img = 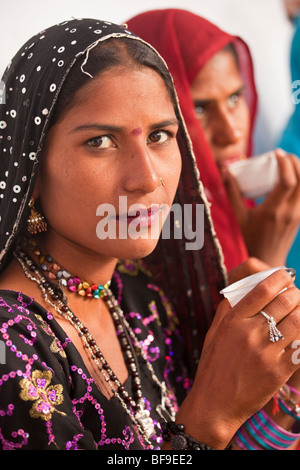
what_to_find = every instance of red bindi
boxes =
[130,127,142,137]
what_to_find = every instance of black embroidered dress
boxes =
[0,262,186,450]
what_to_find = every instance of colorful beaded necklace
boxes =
[26,238,111,299]
[14,242,176,448]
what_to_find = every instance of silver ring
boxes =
[260,310,284,342]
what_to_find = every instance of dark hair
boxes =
[223,41,240,70]
[50,37,178,126]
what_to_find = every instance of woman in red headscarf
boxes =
[127,9,300,273]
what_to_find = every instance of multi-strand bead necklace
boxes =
[14,240,176,448]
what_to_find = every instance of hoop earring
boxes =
[27,197,47,234]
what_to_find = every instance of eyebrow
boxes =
[68,119,180,135]
[149,119,180,130]
[193,85,245,107]
[69,124,124,134]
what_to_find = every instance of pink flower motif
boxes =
[19,369,65,421]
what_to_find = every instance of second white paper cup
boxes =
[228,151,279,200]
[220,266,285,307]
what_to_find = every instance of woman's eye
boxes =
[87,135,115,149]
[148,130,170,144]
[194,104,206,118]
[227,93,240,108]
[195,103,209,120]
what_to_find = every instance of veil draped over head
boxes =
[0,18,226,377]
[127,9,258,272]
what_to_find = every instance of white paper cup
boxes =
[228,151,279,200]
[220,266,285,307]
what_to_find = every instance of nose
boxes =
[211,107,243,147]
[122,141,161,194]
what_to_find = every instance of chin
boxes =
[104,237,160,261]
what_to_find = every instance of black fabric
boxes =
[0,263,186,450]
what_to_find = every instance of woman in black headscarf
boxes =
[0,18,299,451]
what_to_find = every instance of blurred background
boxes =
[0,0,297,154]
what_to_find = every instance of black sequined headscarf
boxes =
[0,18,227,377]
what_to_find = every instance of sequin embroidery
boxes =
[0,263,185,450]
[19,369,65,421]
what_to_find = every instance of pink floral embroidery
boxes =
[19,369,65,421]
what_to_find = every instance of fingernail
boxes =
[285,267,296,278]
[276,148,287,158]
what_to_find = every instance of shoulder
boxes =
[0,289,36,314]
[0,289,45,331]
[0,289,68,366]
[0,289,55,331]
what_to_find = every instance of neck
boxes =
[34,230,117,286]
[16,233,118,323]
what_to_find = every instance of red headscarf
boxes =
[127,9,258,271]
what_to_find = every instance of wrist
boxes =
[161,421,218,450]
[174,419,234,450]
[175,398,238,450]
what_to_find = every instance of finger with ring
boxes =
[260,309,284,343]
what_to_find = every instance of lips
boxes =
[117,204,161,228]
[218,154,247,170]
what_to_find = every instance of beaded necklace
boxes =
[26,238,111,299]
[14,244,176,448]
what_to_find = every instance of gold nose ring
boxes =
[159,177,165,187]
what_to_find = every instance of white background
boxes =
[0,0,296,153]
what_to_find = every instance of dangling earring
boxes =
[27,197,47,234]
